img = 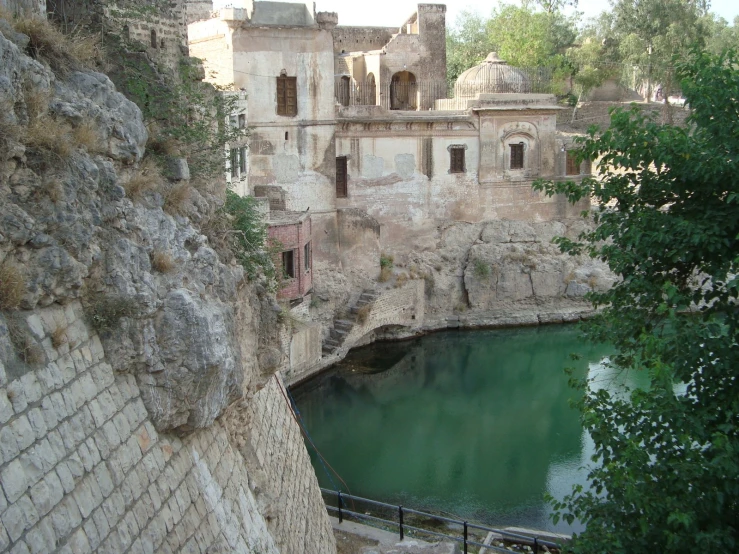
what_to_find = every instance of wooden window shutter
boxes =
[450,147,465,173]
[566,151,579,175]
[510,143,524,170]
[277,76,297,116]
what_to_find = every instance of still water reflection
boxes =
[292,325,646,534]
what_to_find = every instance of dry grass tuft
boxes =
[43,178,65,203]
[124,158,161,200]
[0,261,25,311]
[25,115,74,158]
[51,326,67,349]
[356,304,372,324]
[23,85,50,120]
[72,121,100,152]
[378,266,392,283]
[12,16,97,73]
[147,135,181,157]
[7,317,44,365]
[163,183,192,215]
[394,272,409,288]
[150,250,176,273]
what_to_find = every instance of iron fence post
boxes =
[534,537,539,554]
[337,491,342,524]
[399,506,404,540]
[463,521,468,554]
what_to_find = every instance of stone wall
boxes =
[0,303,334,553]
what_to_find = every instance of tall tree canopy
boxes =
[446,4,577,85]
[534,49,739,553]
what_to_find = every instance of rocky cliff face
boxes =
[0,22,334,553]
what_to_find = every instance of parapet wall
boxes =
[0,302,334,553]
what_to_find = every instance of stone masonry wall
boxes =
[0,302,335,553]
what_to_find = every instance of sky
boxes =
[312,0,739,28]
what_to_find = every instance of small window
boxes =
[239,147,247,174]
[566,151,579,175]
[276,75,297,116]
[150,30,157,48]
[450,146,465,173]
[230,149,238,178]
[160,38,165,49]
[122,25,130,40]
[304,242,311,271]
[336,156,348,198]
[229,115,238,129]
[510,143,524,170]
[238,114,246,129]
[282,251,295,279]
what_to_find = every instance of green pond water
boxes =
[292,325,647,534]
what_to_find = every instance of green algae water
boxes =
[292,325,647,534]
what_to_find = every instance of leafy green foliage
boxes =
[104,33,246,182]
[486,5,577,69]
[446,4,576,85]
[380,254,394,269]
[534,49,739,553]
[222,191,276,284]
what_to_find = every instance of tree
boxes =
[446,11,495,86]
[611,0,705,100]
[486,4,577,68]
[533,49,739,553]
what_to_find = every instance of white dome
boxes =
[454,52,530,96]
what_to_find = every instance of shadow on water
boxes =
[292,325,642,534]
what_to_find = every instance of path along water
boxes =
[292,325,648,534]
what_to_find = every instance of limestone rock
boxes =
[0,28,282,434]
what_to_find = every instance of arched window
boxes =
[364,73,377,105]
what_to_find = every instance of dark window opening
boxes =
[336,156,348,198]
[150,30,157,48]
[239,147,247,174]
[566,151,579,175]
[285,131,289,140]
[122,25,129,40]
[282,250,295,279]
[238,114,246,128]
[276,76,297,116]
[510,143,524,170]
[160,38,165,49]
[450,146,465,173]
[304,242,311,271]
[338,76,350,106]
[230,149,238,178]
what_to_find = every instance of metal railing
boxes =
[322,488,563,554]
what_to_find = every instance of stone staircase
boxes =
[322,289,379,356]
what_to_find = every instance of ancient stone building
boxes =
[187,1,598,383]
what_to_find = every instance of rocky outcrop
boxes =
[0,23,334,554]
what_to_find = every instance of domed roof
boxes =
[454,52,530,95]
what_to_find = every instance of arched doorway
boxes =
[362,73,377,105]
[338,76,351,106]
[390,71,417,110]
